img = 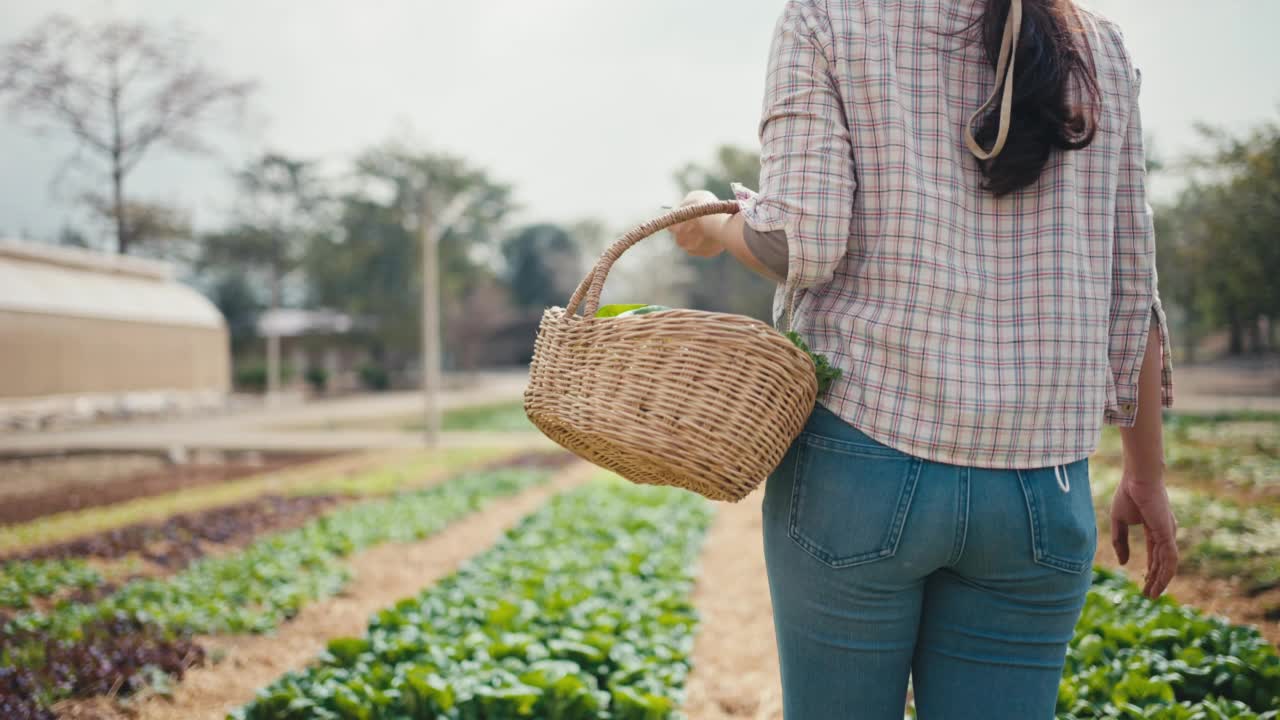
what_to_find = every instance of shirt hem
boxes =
[819,399,1098,470]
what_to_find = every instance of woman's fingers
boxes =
[1111,517,1130,566]
[680,189,718,207]
[1138,506,1179,598]
[670,214,723,257]
[1110,487,1139,566]
[1143,531,1177,599]
[671,223,705,255]
[671,223,690,248]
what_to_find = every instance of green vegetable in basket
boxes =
[594,304,842,394]
[786,331,842,394]
[594,304,650,318]
[595,304,671,318]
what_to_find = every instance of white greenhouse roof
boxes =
[257,308,364,338]
[0,239,225,329]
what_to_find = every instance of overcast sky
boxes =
[0,0,1276,243]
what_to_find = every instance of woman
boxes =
[670,0,1177,717]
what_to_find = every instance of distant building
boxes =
[0,239,230,400]
[255,308,375,393]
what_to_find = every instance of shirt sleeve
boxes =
[742,226,790,277]
[1105,65,1174,426]
[730,0,856,293]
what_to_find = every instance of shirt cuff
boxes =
[1104,302,1174,426]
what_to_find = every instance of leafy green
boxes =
[237,480,713,720]
[1056,568,1280,718]
[0,558,101,610]
[619,305,672,316]
[595,304,650,318]
[595,304,674,318]
[786,331,842,394]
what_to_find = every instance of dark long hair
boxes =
[972,0,1101,195]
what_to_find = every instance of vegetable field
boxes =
[237,483,711,719]
[0,412,1277,719]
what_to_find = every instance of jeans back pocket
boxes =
[788,432,922,568]
[1016,460,1097,574]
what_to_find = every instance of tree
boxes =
[209,273,263,357]
[502,223,581,310]
[568,218,609,261]
[206,153,328,304]
[202,153,329,394]
[100,199,194,262]
[1204,120,1280,352]
[1155,117,1280,357]
[56,225,89,248]
[674,145,775,321]
[304,142,516,372]
[0,14,253,253]
[349,142,513,298]
[445,278,518,370]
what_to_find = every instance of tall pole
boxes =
[266,271,282,406]
[266,332,281,405]
[420,187,442,446]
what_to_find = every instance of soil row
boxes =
[0,452,335,527]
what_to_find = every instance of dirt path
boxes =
[683,493,783,720]
[1173,362,1280,413]
[55,462,593,720]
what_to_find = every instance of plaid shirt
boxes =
[733,0,1173,469]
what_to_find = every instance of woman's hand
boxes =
[670,190,731,257]
[1110,466,1179,599]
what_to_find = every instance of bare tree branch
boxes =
[0,14,256,253]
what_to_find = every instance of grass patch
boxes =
[278,401,535,433]
[404,400,533,433]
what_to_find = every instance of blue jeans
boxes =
[763,405,1096,719]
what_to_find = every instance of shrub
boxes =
[304,367,328,393]
[358,364,390,391]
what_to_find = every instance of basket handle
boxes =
[565,200,741,318]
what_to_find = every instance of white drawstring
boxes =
[1054,465,1071,493]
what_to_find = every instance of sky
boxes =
[0,0,1277,244]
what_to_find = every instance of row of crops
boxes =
[1090,465,1280,596]
[237,482,713,719]
[1162,413,1279,494]
[0,465,557,719]
[1093,413,1280,601]
[1160,415,1280,595]
[0,558,102,610]
[1059,570,1280,719]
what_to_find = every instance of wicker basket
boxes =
[524,200,818,502]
